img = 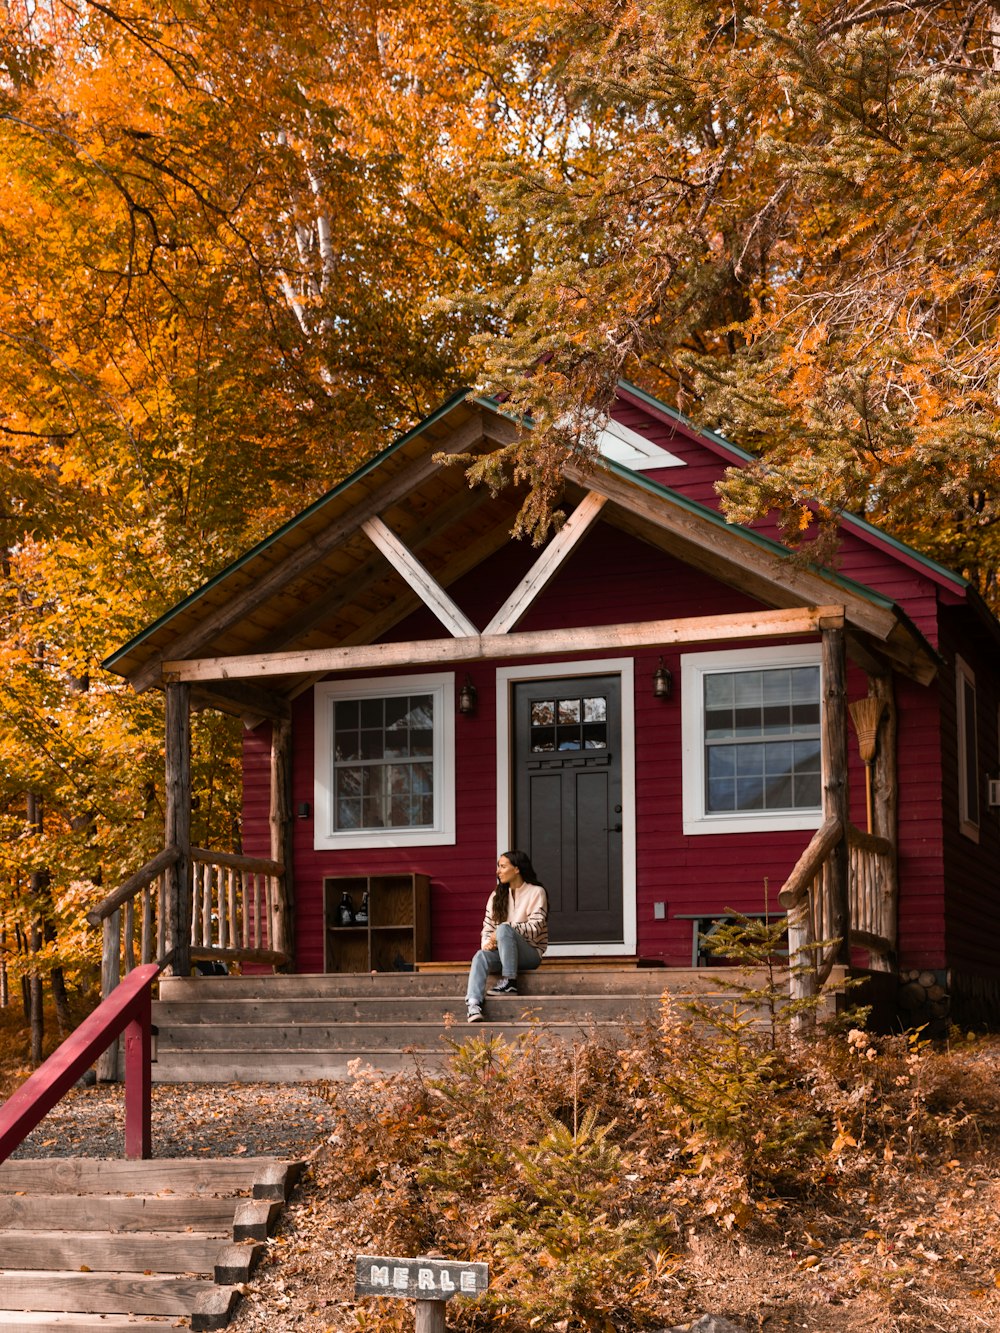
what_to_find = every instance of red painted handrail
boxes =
[0,962,160,1165]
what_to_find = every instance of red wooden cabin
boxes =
[105,384,1000,1024]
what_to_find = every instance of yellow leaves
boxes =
[830,1120,858,1157]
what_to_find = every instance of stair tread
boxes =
[0,1157,298,1195]
[1,1230,238,1274]
[0,1194,242,1231]
[0,1316,185,1329]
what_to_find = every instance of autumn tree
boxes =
[463,1,1000,598]
[0,0,552,1044]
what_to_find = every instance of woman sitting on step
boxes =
[466,850,548,1023]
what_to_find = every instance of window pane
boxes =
[792,666,820,701]
[734,672,763,707]
[583,696,607,722]
[705,707,734,740]
[335,700,359,730]
[736,776,765,809]
[409,696,433,730]
[702,664,822,815]
[360,698,383,728]
[704,675,734,708]
[707,776,736,811]
[531,700,555,726]
[558,698,581,724]
[361,729,384,760]
[332,689,437,831]
[384,696,409,729]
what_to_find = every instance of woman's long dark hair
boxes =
[493,849,544,923]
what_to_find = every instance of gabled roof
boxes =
[104,385,943,717]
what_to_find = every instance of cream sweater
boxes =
[480,882,549,956]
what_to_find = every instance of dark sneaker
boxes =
[490,978,518,995]
[467,1005,484,1022]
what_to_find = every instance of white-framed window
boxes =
[956,655,979,842]
[313,672,455,850]
[682,644,824,836]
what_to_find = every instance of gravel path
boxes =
[8,1082,337,1160]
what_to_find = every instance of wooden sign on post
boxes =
[355,1255,489,1332]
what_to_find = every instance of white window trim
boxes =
[495,658,636,957]
[313,672,456,850]
[682,643,824,836]
[956,654,980,843]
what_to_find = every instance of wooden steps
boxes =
[0,1157,301,1332]
[149,966,806,1083]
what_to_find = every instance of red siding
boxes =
[242,521,957,972]
[937,610,1000,978]
[238,392,996,980]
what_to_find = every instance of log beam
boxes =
[484,492,607,635]
[163,605,846,685]
[361,516,478,638]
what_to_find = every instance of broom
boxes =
[848,695,885,833]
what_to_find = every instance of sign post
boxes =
[355,1255,489,1332]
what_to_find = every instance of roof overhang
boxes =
[103,391,941,721]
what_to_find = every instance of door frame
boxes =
[495,657,636,957]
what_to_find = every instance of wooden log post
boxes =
[95,911,121,1082]
[822,628,850,965]
[870,671,898,967]
[164,682,192,978]
[787,899,817,1040]
[269,717,294,968]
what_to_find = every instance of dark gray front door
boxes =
[513,674,623,944]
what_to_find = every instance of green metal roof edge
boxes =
[102,386,476,671]
[617,378,968,592]
[616,378,754,460]
[600,455,899,613]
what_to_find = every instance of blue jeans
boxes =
[465,923,542,1007]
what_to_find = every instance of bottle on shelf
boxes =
[355,890,369,925]
[337,890,355,927]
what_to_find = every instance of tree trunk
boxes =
[96,911,122,1081]
[29,917,44,1065]
[50,963,72,1034]
[27,792,46,1064]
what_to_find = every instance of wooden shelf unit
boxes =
[323,873,430,973]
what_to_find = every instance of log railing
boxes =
[779,816,896,1020]
[87,847,289,979]
[189,847,287,969]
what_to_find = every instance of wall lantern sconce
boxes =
[297,801,311,820]
[653,656,672,700]
[458,674,478,716]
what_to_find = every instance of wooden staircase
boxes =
[149,965,777,1082]
[0,1156,302,1331]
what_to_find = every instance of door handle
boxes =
[605,823,623,833]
